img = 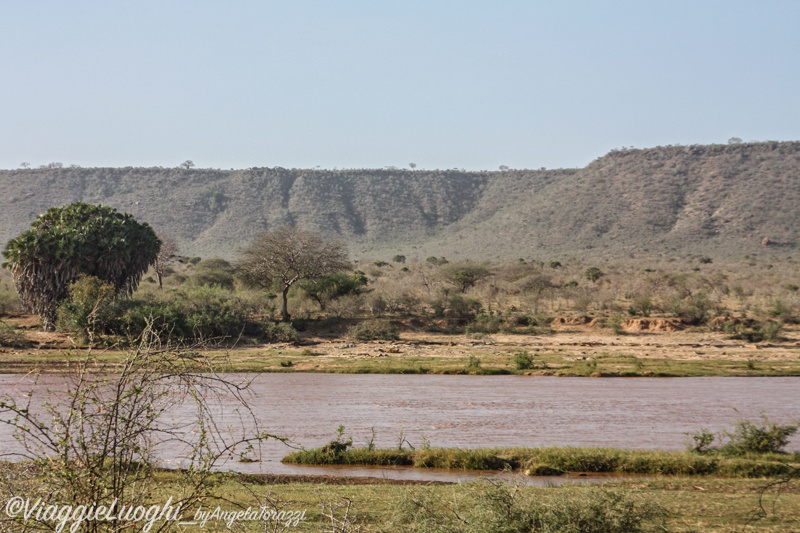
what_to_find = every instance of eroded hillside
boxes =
[1,141,798,260]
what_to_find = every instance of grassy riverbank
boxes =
[283,445,800,478]
[2,461,799,532]
[2,338,800,377]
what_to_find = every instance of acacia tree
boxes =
[153,233,180,289]
[2,202,160,330]
[239,226,350,321]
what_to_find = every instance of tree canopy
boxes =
[238,226,350,321]
[2,202,160,329]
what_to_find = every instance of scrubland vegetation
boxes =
[2,255,799,531]
[2,251,799,378]
[1,141,799,530]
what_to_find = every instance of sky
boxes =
[2,1,799,171]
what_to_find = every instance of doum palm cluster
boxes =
[2,202,160,330]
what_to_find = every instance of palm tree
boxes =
[2,202,161,330]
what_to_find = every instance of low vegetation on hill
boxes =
[1,141,799,260]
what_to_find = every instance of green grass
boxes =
[283,445,800,478]
[2,461,799,532]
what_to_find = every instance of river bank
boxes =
[2,322,800,376]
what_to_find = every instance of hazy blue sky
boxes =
[2,1,799,171]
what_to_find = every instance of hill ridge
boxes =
[2,141,799,260]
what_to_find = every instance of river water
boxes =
[1,374,798,484]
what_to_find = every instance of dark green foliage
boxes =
[722,320,783,342]
[286,444,800,478]
[55,275,116,340]
[585,266,604,283]
[686,415,798,455]
[443,293,483,318]
[300,271,368,310]
[392,254,406,263]
[453,270,476,292]
[260,321,299,343]
[465,313,501,334]
[630,295,654,317]
[513,351,534,370]
[670,292,711,325]
[684,428,716,453]
[442,262,493,293]
[186,258,236,289]
[2,203,160,330]
[349,320,400,341]
[767,298,799,323]
[88,286,251,341]
[723,416,798,455]
[549,260,562,269]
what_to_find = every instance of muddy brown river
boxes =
[1,374,798,484]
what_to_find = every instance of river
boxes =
[1,374,798,484]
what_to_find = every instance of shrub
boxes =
[261,321,299,343]
[767,299,798,323]
[185,258,236,289]
[585,266,604,283]
[685,415,798,455]
[723,416,798,455]
[605,314,625,335]
[465,313,501,334]
[516,274,552,295]
[631,295,654,317]
[0,320,28,348]
[513,351,534,370]
[99,286,251,341]
[0,288,19,315]
[55,275,116,340]
[445,294,483,318]
[390,482,665,533]
[670,292,711,325]
[725,320,783,343]
[326,294,364,318]
[684,428,716,453]
[350,320,400,341]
